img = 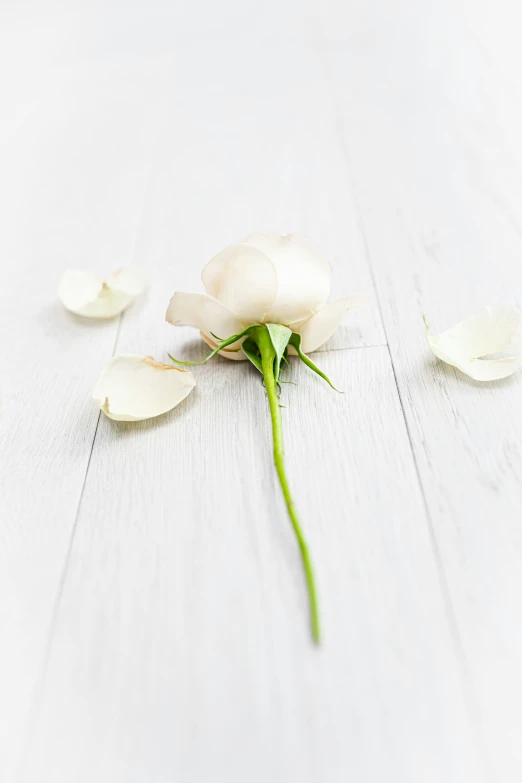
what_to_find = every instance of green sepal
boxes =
[168,325,257,366]
[242,337,263,374]
[288,332,342,392]
[266,323,292,383]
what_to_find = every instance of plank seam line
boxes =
[351,176,489,773]
[19,140,154,766]
[353,197,492,780]
[17,314,124,775]
[316,341,387,354]
[314,42,491,778]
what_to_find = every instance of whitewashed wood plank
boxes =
[110,39,385,351]
[22,346,484,783]
[5,4,501,780]
[0,54,169,779]
[1,23,385,779]
[21,31,481,781]
[324,7,522,779]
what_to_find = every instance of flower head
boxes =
[166,233,362,357]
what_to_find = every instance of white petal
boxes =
[166,292,244,345]
[425,306,522,381]
[93,354,195,421]
[200,332,249,360]
[296,296,364,353]
[108,265,146,297]
[58,270,103,314]
[201,243,277,325]
[59,266,145,318]
[243,233,331,325]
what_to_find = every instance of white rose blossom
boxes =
[166,233,364,643]
[166,233,363,359]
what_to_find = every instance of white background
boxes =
[1,1,522,781]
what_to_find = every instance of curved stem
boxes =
[256,328,320,644]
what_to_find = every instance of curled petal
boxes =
[425,305,522,381]
[58,270,103,314]
[59,266,145,318]
[243,233,331,325]
[201,243,277,325]
[166,292,244,347]
[108,266,146,297]
[200,332,248,360]
[93,354,195,421]
[296,296,364,353]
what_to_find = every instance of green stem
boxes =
[256,328,321,644]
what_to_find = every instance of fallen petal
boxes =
[425,305,522,381]
[108,266,146,297]
[58,270,103,315]
[93,354,195,421]
[59,266,145,318]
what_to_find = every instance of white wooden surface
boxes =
[1,2,521,781]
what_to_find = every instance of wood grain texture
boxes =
[0,34,169,780]
[21,349,483,783]
[1,17,385,779]
[323,2,522,778]
[2,1,522,781]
